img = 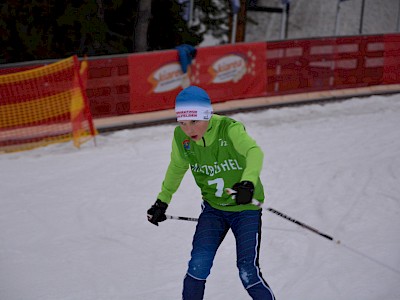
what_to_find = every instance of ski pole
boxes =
[265,207,340,243]
[166,208,340,243]
[166,215,198,222]
[225,188,340,244]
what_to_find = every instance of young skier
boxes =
[147,86,276,300]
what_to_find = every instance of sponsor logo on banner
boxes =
[208,54,247,83]
[147,62,185,93]
[208,51,257,84]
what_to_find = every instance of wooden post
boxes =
[359,0,366,34]
[334,0,342,36]
[234,0,247,43]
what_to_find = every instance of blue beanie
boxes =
[175,86,213,121]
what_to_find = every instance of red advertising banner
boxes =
[129,42,267,113]
[1,34,399,120]
[86,57,130,117]
[383,34,400,84]
[129,49,182,113]
[196,42,267,103]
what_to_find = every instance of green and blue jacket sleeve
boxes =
[156,136,189,204]
[227,122,264,185]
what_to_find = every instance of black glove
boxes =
[147,199,168,226]
[232,181,254,205]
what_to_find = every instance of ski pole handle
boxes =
[225,188,263,207]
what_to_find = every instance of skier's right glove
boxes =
[147,199,168,226]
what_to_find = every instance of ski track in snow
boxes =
[1,94,400,300]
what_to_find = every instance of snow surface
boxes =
[1,94,400,300]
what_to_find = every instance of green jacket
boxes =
[157,114,264,212]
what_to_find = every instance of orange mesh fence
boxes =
[0,56,97,153]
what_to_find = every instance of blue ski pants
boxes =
[182,201,275,300]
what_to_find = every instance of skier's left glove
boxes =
[232,181,254,205]
[147,199,168,226]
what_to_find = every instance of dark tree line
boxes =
[1,0,231,64]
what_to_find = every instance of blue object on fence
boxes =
[175,44,197,74]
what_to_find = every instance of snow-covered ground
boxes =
[1,94,400,300]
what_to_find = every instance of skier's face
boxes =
[179,120,209,141]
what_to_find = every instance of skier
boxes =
[147,86,276,300]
